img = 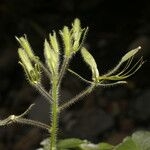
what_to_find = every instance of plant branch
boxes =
[50,78,59,150]
[0,115,50,131]
[97,81,127,87]
[68,69,93,84]
[0,104,51,132]
[18,103,35,118]
[16,118,50,131]
[35,83,53,104]
[57,57,69,86]
[59,83,96,112]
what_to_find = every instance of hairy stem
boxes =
[59,83,96,112]
[35,83,53,104]
[57,57,69,86]
[50,77,59,150]
[0,115,50,131]
[15,118,50,131]
[68,69,93,84]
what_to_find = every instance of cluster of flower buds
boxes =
[60,18,88,58]
[17,19,88,82]
[16,19,143,86]
[17,36,41,85]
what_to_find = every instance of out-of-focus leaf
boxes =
[98,142,114,150]
[80,143,100,150]
[37,138,50,150]
[115,137,138,150]
[132,131,150,150]
[58,138,85,149]
[115,131,150,150]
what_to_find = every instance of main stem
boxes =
[50,77,59,150]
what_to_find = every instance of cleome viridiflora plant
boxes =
[0,19,144,150]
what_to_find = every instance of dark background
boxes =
[0,0,150,149]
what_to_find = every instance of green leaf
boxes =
[115,131,150,150]
[80,143,100,150]
[81,47,99,81]
[58,138,85,149]
[39,138,50,150]
[132,131,150,150]
[115,137,138,150]
[98,143,114,150]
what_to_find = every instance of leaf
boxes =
[37,138,50,150]
[80,143,100,150]
[132,131,150,150]
[81,47,99,81]
[98,143,114,150]
[115,131,150,150]
[115,137,138,150]
[57,138,85,149]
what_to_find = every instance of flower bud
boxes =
[49,31,59,53]
[18,48,33,72]
[60,26,71,57]
[16,36,35,59]
[81,47,99,81]
[44,39,58,75]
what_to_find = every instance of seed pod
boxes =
[121,46,141,63]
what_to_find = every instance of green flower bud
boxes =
[18,48,41,84]
[60,26,71,58]
[81,47,99,81]
[49,31,59,53]
[16,35,35,59]
[71,18,88,53]
[72,18,82,52]
[44,39,58,75]
[18,48,33,72]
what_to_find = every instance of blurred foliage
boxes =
[37,131,150,150]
